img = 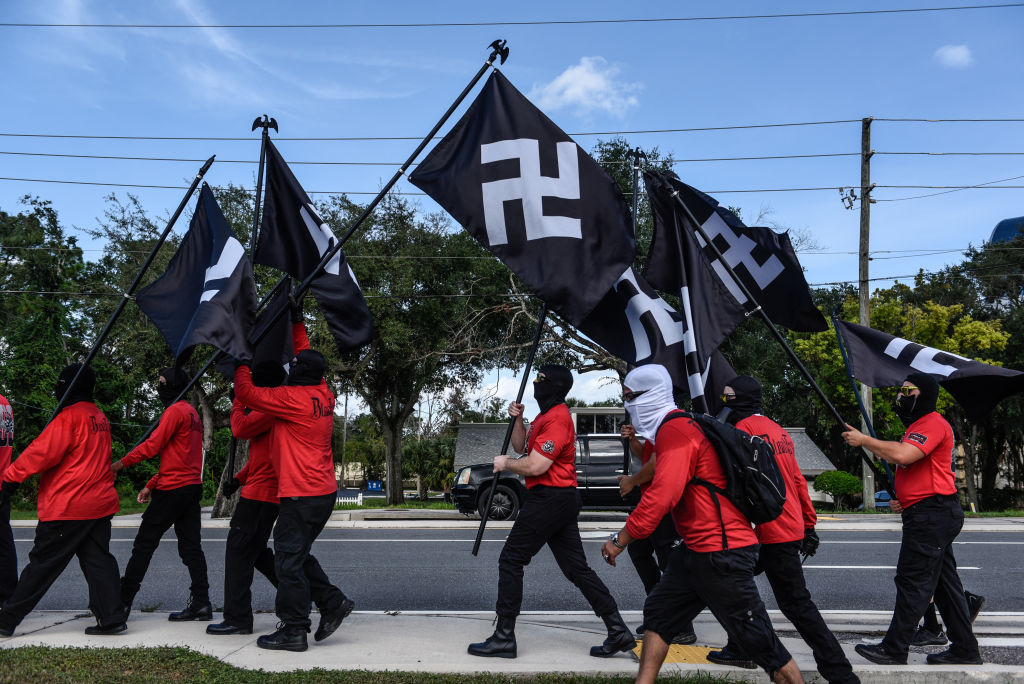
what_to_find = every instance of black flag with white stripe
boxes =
[256,139,373,353]
[642,171,747,406]
[835,318,1024,422]
[408,70,635,327]
[136,183,256,363]
[650,176,827,333]
[215,277,293,379]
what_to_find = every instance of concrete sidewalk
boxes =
[11,510,1024,532]
[1,609,1022,682]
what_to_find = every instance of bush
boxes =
[813,470,863,511]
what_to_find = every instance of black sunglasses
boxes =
[623,389,648,402]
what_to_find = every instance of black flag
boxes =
[835,318,1024,422]
[643,171,747,406]
[577,266,689,394]
[409,70,635,326]
[256,139,373,353]
[215,278,293,379]
[652,175,827,333]
[136,184,256,363]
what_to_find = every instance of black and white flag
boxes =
[215,277,293,379]
[256,139,373,353]
[654,174,827,333]
[643,171,747,406]
[409,70,635,327]
[136,184,256,363]
[835,318,1024,422]
[577,266,689,394]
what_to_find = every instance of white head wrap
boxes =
[623,364,677,441]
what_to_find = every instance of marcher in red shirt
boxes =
[0,364,127,636]
[843,372,981,666]
[0,390,15,604]
[113,367,210,622]
[616,424,695,645]
[707,376,857,684]
[234,342,352,653]
[468,364,634,660]
[600,365,802,684]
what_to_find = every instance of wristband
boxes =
[610,533,625,550]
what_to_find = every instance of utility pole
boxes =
[859,117,876,509]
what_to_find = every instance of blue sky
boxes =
[2,1,1023,417]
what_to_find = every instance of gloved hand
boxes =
[289,295,304,324]
[222,477,241,497]
[0,480,20,507]
[800,527,820,558]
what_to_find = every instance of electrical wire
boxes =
[875,173,1024,202]
[2,4,1021,28]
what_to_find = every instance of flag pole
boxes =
[831,313,896,484]
[224,116,278,485]
[622,147,645,474]
[472,301,547,556]
[51,156,216,422]
[669,190,895,495]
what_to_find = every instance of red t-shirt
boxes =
[122,400,204,491]
[896,411,957,508]
[231,399,280,504]
[625,411,757,552]
[5,402,119,521]
[524,404,576,489]
[737,415,816,544]
[0,393,12,482]
[234,366,337,498]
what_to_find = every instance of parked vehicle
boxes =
[452,434,642,520]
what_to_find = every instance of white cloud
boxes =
[934,45,973,68]
[528,57,641,117]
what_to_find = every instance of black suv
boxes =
[452,434,642,520]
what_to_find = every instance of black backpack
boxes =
[658,411,787,549]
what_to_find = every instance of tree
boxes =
[813,470,862,511]
[315,193,529,505]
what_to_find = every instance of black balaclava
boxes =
[534,364,573,415]
[895,372,939,426]
[251,361,287,388]
[723,375,762,425]
[55,363,95,406]
[288,350,326,386]
[158,366,189,406]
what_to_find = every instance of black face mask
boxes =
[722,375,762,425]
[158,367,188,407]
[533,364,573,415]
[288,350,326,387]
[895,372,940,427]
[54,363,95,407]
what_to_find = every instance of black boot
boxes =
[590,610,637,657]
[468,615,517,658]
[168,594,213,622]
[257,622,308,652]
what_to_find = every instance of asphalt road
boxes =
[11,526,1024,614]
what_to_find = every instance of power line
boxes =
[875,173,1024,202]
[0,120,862,141]
[878,151,1024,156]
[0,289,531,300]
[2,4,1020,28]
[0,150,864,165]
[874,117,1024,123]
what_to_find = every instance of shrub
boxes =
[813,470,863,511]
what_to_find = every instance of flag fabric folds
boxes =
[642,170,748,404]
[835,318,1024,422]
[136,184,256,363]
[409,70,635,327]
[256,139,373,353]
[651,175,828,333]
[214,278,293,379]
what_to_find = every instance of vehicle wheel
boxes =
[478,485,520,521]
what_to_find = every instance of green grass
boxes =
[0,646,738,683]
[10,496,217,519]
[334,499,456,511]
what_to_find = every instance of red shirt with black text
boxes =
[737,414,815,544]
[4,401,119,521]
[625,411,757,552]
[896,411,957,507]
[123,400,203,491]
[524,404,576,489]
[234,366,337,498]
[231,398,280,504]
